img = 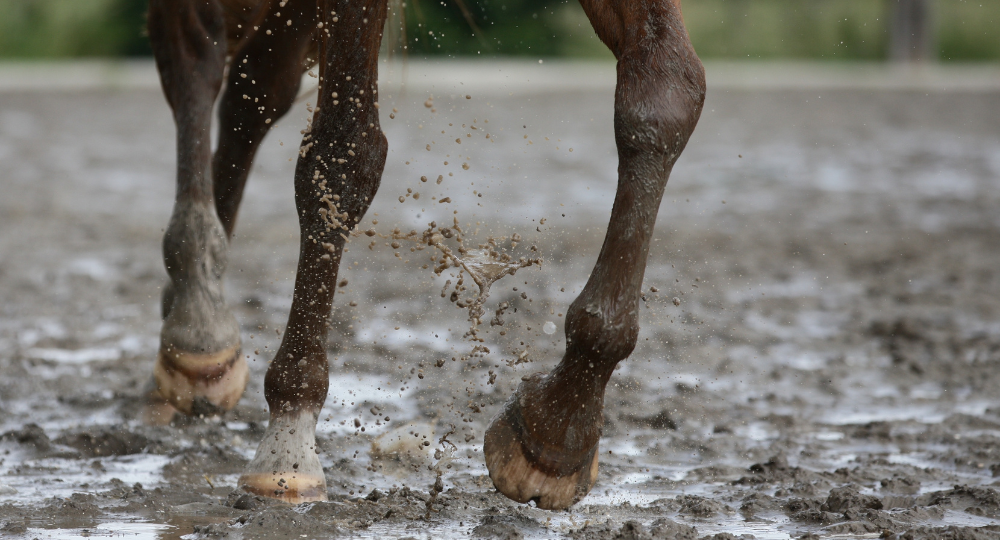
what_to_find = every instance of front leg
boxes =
[238,0,389,503]
[484,0,706,510]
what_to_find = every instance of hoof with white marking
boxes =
[239,412,327,504]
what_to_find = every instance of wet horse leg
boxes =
[484,0,706,510]
[146,0,247,422]
[238,0,389,503]
[147,0,317,423]
[161,0,317,308]
[213,0,319,238]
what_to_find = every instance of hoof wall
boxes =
[239,412,327,504]
[484,396,599,510]
[151,345,248,416]
[238,472,327,504]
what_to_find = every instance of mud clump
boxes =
[822,484,883,514]
[850,421,894,440]
[163,446,248,481]
[304,486,432,528]
[472,514,539,539]
[824,521,882,535]
[44,492,102,518]
[225,490,273,511]
[677,495,732,517]
[0,505,30,535]
[0,518,27,535]
[198,505,334,539]
[784,498,840,525]
[884,525,1000,540]
[917,486,1000,518]
[55,426,150,457]
[651,519,698,539]
[569,519,698,540]
[737,454,801,485]
[102,480,171,516]
[881,476,922,495]
[1,423,51,452]
[739,492,778,518]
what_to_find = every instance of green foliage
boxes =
[398,0,998,61]
[0,0,149,58]
[682,0,888,60]
[389,0,610,58]
[937,1,1000,61]
[0,0,996,61]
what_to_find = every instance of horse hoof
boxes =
[239,472,327,504]
[239,412,327,504]
[151,345,248,416]
[484,387,600,510]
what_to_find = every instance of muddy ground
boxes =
[1,61,999,539]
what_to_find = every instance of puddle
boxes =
[0,454,173,504]
[26,521,174,540]
[25,347,122,363]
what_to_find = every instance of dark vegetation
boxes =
[0,0,998,61]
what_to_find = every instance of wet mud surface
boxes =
[1,63,1000,538]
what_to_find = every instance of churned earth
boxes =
[0,61,999,539]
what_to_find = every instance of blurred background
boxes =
[0,0,996,62]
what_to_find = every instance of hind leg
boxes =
[238,0,389,503]
[483,0,707,510]
[213,0,319,237]
[146,0,247,423]
[147,0,320,424]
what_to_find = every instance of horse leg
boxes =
[146,0,247,423]
[213,0,319,237]
[156,3,317,318]
[483,0,706,510]
[238,0,388,503]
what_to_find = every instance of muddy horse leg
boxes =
[238,0,388,503]
[213,0,319,237]
[158,0,316,317]
[484,0,706,510]
[146,0,247,422]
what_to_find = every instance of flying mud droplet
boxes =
[542,321,556,335]
[672,297,681,306]
[457,249,538,326]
